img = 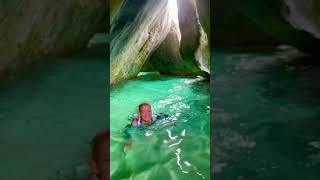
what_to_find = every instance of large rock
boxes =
[213,0,320,54]
[176,0,210,74]
[110,0,210,84]
[142,23,185,75]
[110,0,124,20]
[110,0,176,85]
[0,0,107,76]
[197,0,210,37]
[283,0,320,39]
[147,0,209,75]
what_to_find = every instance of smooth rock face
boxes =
[176,0,206,74]
[110,0,210,84]
[196,0,210,38]
[110,0,124,20]
[283,0,320,39]
[110,0,174,85]
[176,0,209,74]
[147,0,209,75]
[143,24,185,75]
[0,0,106,76]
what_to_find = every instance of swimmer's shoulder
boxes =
[132,120,138,126]
[131,118,140,126]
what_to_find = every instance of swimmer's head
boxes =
[138,102,152,123]
[90,130,109,180]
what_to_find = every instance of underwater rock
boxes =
[0,0,107,77]
[137,71,161,80]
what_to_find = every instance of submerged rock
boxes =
[137,71,161,80]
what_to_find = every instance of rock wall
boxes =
[283,0,320,39]
[0,0,107,76]
[110,0,210,84]
[110,0,177,85]
[213,0,320,54]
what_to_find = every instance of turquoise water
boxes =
[213,48,320,179]
[0,58,107,180]
[110,75,210,180]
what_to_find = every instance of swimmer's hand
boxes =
[131,120,138,126]
[124,141,133,153]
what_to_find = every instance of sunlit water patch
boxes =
[110,76,210,180]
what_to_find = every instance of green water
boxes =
[213,48,320,180]
[110,76,210,180]
[0,58,107,180]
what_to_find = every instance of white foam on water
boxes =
[166,129,178,140]
[175,148,183,170]
[184,161,191,167]
[145,131,153,136]
[196,172,205,179]
[181,129,186,136]
[169,139,183,147]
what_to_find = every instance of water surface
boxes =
[213,47,320,180]
[0,58,107,180]
[110,75,210,180]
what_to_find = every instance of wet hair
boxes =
[138,102,151,112]
[91,130,109,164]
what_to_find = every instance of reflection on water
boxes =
[110,76,210,180]
[213,47,320,180]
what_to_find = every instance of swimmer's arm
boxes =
[131,120,138,126]
[124,140,134,153]
[155,113,169,120]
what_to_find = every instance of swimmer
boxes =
[124,102,168,152]
[130,102,168,126]
[131,102,153,126]
[89,130,109,180]
[124,102,153,152]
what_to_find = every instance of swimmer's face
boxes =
[139,105,152,123]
